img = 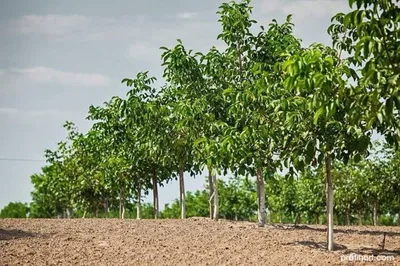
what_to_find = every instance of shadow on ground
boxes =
[268,224,400,237]
[0,229,46,241]
[284,241,400,257]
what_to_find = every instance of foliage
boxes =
[0,202,29,218]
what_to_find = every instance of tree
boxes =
[159,42,206,219]
[278,42,371,250]
[122,72,174,219]
[209,1,301,226]
[0,202,29,218]
[329,0,400,147]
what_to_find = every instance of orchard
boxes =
[1,0,399,264]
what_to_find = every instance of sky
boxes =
[0,0,351,210]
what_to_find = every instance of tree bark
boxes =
[137,178,141,220]
[256,167,266,227]
[397,210,400,226]
[358,210,363,225]
[179,166,186,219]
[212,170,219,220]
[373,202,378,226]
[152,169,159,219]
[316,215,320,225]
[66,207,73,219]
[119,187,125,219]
[346,209,351,226]
[325,154,334,251]
[104,198,109,218]
[208,169,214,219]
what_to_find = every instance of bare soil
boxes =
[1,218,399,265]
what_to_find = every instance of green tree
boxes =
[0,202,29,218]
[329,0,400,146]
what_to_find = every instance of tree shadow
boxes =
[286,240,400,257]
[0,229,46,241]
[269,224,400,237]
[285,241,347,250]
[343,247,400,257]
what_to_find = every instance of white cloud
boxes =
[176,12,198,20]
[261,0,349,19]
[0,67,109,87]
[7,15,93,36]
[3,14,144,41]
[0,108,18,115]
[0,107,67,118]
[128,42,160,60]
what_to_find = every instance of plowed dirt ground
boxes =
[1,218,399,265]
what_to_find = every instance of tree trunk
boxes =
[316,215,320,225]
[357,209,364,225]
[212,170,219,220]
[208,169,214,219]
[346,209,351,226]
[104,198,109,218]
[66,208,73,219]
[373,202,378,226]
[358,210,363,225]
[179,166,186,219]
[137,178,141,220]
[325,154,334,251]
[119,187,125,219]
[398,210,400,226]
[256,167,266,227]
[82,210,87,219]
[95,205,99,218]
[152,169,159,219]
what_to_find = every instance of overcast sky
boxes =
[0,0,351,210]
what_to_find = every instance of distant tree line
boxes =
[3,142,399,226]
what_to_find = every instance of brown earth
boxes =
[1,218,399,266]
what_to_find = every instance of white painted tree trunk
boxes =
[256,167,266,226]
[212,170,219,220]
[208,170,214,219]
[373,202,378,226]
[137,179,141,220]
[66,208,73,219]
[398,210,400,225]
[119,187,125,219]
[179,167,186,219]
[104,198,109,218]
[325,154,334,251]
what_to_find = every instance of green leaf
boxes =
[194,137,206,147]
[314,108,324,125]
[325,56,334,66]
[377,113,383,124]
[385,97,393,117]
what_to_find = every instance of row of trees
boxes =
[24,0,399,251]
[4,142,399,225]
